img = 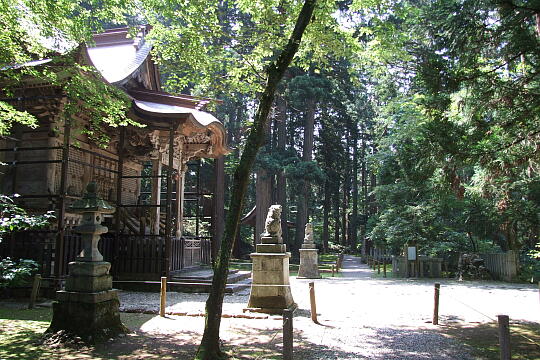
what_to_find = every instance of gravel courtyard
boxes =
[116,255,538,359]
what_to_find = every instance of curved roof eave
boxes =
[85,36,153,85]
[133,99,231,156]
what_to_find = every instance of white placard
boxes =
[407,246,417,261]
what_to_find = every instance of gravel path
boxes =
[117,255,538,359]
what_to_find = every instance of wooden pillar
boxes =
[151,153,162,235]
[10,128,22,194]
[46,130,58,195]
[114,127,125,275]
[164,124,175,278]
[174,164,187,238]
[54,121,71,278]
[212,156,225,260]
[195,160,201,237]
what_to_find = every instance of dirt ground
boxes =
[1,255,539,359]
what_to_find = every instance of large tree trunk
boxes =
[255,167,272,244]
[195,2,317,358]
[255,115,273,244]
[322,179,330,253]
[295,96,316,251]
[351,130,359,250]
[361,132,368,255]
[333,181,340,245]
[276,95,289,246]
[342,140,350,246]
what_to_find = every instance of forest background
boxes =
[1,0,540,282]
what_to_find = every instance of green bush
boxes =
[0,258,38,288]
[520,251,540,283]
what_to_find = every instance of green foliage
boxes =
[0,194,54,242]
[352,0,540,263]
[0,0,135,139]
[0,102,38,136]
[143,0,354,96]
[287,75,332,109]
[0,258,38,288]
[285,160,325,184]
[520,250,540,283]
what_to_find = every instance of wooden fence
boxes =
[0,230,212,280]
[479,251,519,281]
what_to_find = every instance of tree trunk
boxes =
[341,182,348,246]
[342,141,350,246]
[276,95,289,246]
[195,2,317,358]
[322,179,330,253]
[295,96,316,251]
[361,132,368,255]
[255,167,272,244]
[351,130,358,250]
[333,182,340,246]
[536,13,540,37]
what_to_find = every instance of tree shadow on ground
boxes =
[90,330,200,360]
[4,303,538,360]
[440,320,540,360]
[221,317,477,360]
[293,324,476,360]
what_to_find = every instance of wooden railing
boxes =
[0,230,212,280]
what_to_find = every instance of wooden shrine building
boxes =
[0,26,229,280]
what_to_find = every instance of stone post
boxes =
[47,182,127,342]
[297,223,321,279]
[247,205,296,314]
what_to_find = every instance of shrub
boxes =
[0,194,54,243]
[0,258,39,288]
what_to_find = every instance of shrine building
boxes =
[0,26,229,281]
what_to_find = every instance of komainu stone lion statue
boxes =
[261,205,282,240]
[304,223,314,243]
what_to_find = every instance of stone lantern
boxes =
[47,182,126,342]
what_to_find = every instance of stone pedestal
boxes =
[246,205,296,314]
[297,223,321,279]
[247,252,295,313]
[47,183,126,343]
[298,248,321,278]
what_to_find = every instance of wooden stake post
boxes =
[309,282,318,324]
[160,277,167,317]
[283,309,293,360]
[433,283,440,325]
[497,315,511,360]
[28,274,41,309]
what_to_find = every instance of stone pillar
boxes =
[297,223,321,279]
[47,182,127,343]
[247,205,296,314]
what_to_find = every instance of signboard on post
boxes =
[407,246,417,261]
